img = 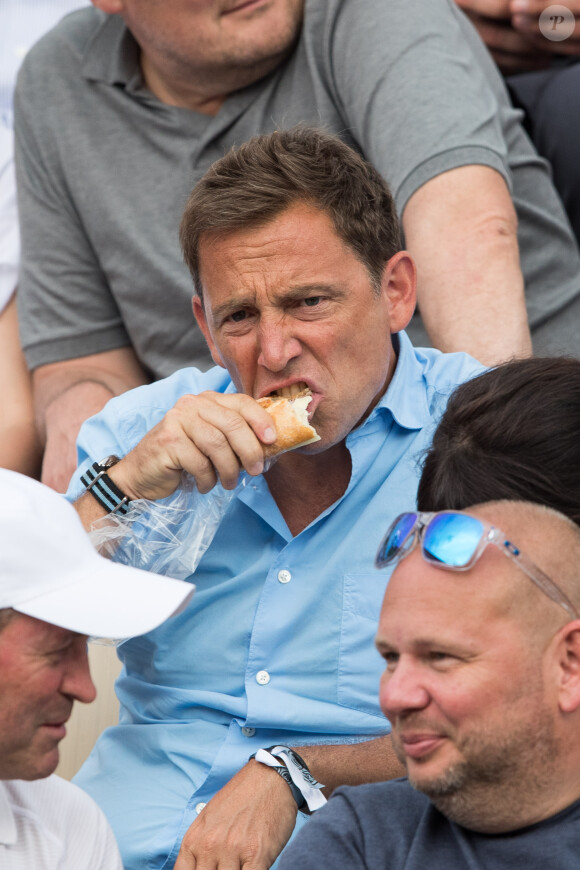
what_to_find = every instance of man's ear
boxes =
[192,296,226,369]
[380,251,417,334]
[91,0,124,13]
[553,623,580,713]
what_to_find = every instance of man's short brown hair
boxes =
[180,125,401,297]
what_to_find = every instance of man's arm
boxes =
[174,735,403,870]
[72,388,278,529]
[0,295,42,477]
[35,347,149,493]
[403,164,531,365]
[509,0,580,54]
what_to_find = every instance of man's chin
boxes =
[18,746,61,781]
[407,759,468,801]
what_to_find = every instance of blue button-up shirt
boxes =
[69,333,482,869]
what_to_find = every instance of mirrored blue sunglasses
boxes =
[375,510,578,619]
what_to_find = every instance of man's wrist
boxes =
[80,456,132,516]
[249,756,305,809]
[249,745,327,812]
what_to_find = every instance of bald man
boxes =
[278,501,580,868]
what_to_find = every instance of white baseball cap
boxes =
[0,469,195,639]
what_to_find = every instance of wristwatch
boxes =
[80,455,131,516]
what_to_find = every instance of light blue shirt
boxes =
[69,333,482,870]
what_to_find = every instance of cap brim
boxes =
[15,560,194,640]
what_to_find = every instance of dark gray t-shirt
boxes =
[14,0,580,376]
[278,779,580,869]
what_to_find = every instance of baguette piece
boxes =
[258,390,321,458]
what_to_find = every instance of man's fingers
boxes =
[455,0,511,18]
[173,847,197,870]
[509,1,580,51]
[510,0,580,15]
[172,436,221,494]
[467,11,541,51]
[512,13,580,48]
[116,391,278,500]
[457,9,552,69]
[176,393,275,484]
[207,392,278,449]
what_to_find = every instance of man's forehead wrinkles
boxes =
[225,234,297,259]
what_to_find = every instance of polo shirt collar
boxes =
[371,331,431,431]
[0,782,17,846]
[82,12,141,90]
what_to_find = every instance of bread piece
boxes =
[258,391,321,458]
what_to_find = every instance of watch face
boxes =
[99,455,120,468]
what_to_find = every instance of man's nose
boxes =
[62,642,97,705]
[256,316,302,372]
[379,659,430,721]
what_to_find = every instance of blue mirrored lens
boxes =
[377,513,418,566]
[422,513,484,567]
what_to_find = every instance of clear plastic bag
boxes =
[89,471,248,580]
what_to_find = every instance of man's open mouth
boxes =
[270,381,309,398]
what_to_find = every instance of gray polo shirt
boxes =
[14,0,580,376]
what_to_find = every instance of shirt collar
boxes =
[370,331,431,431]
[82,12,142,90]
[0,782,17,846]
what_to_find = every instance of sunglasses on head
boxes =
[375,510,578,619]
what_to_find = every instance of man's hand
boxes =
[174,761,298,870]
[103,391,276,501]
[455,0,580,73]
[172,736,403,870]
[510,0,580,56]
[455,0,551,72]
[34,347,149,492]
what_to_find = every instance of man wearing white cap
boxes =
[0,468,194,868]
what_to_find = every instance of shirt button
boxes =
[256,670,271,685]
[241,726,256,737]
[195,802,207,814]
[277,569,292,584]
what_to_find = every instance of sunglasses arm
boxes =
[491,531,579,620]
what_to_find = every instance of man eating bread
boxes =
[67,126,483,870]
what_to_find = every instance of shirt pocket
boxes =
[337,573,388,719]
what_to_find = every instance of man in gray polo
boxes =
[14,0,580,491]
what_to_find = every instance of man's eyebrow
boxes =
[375,636,474,655]
[211,283,345,323]
[211,296,255,323]
[375,637,396,655]
[281,282,345,299]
